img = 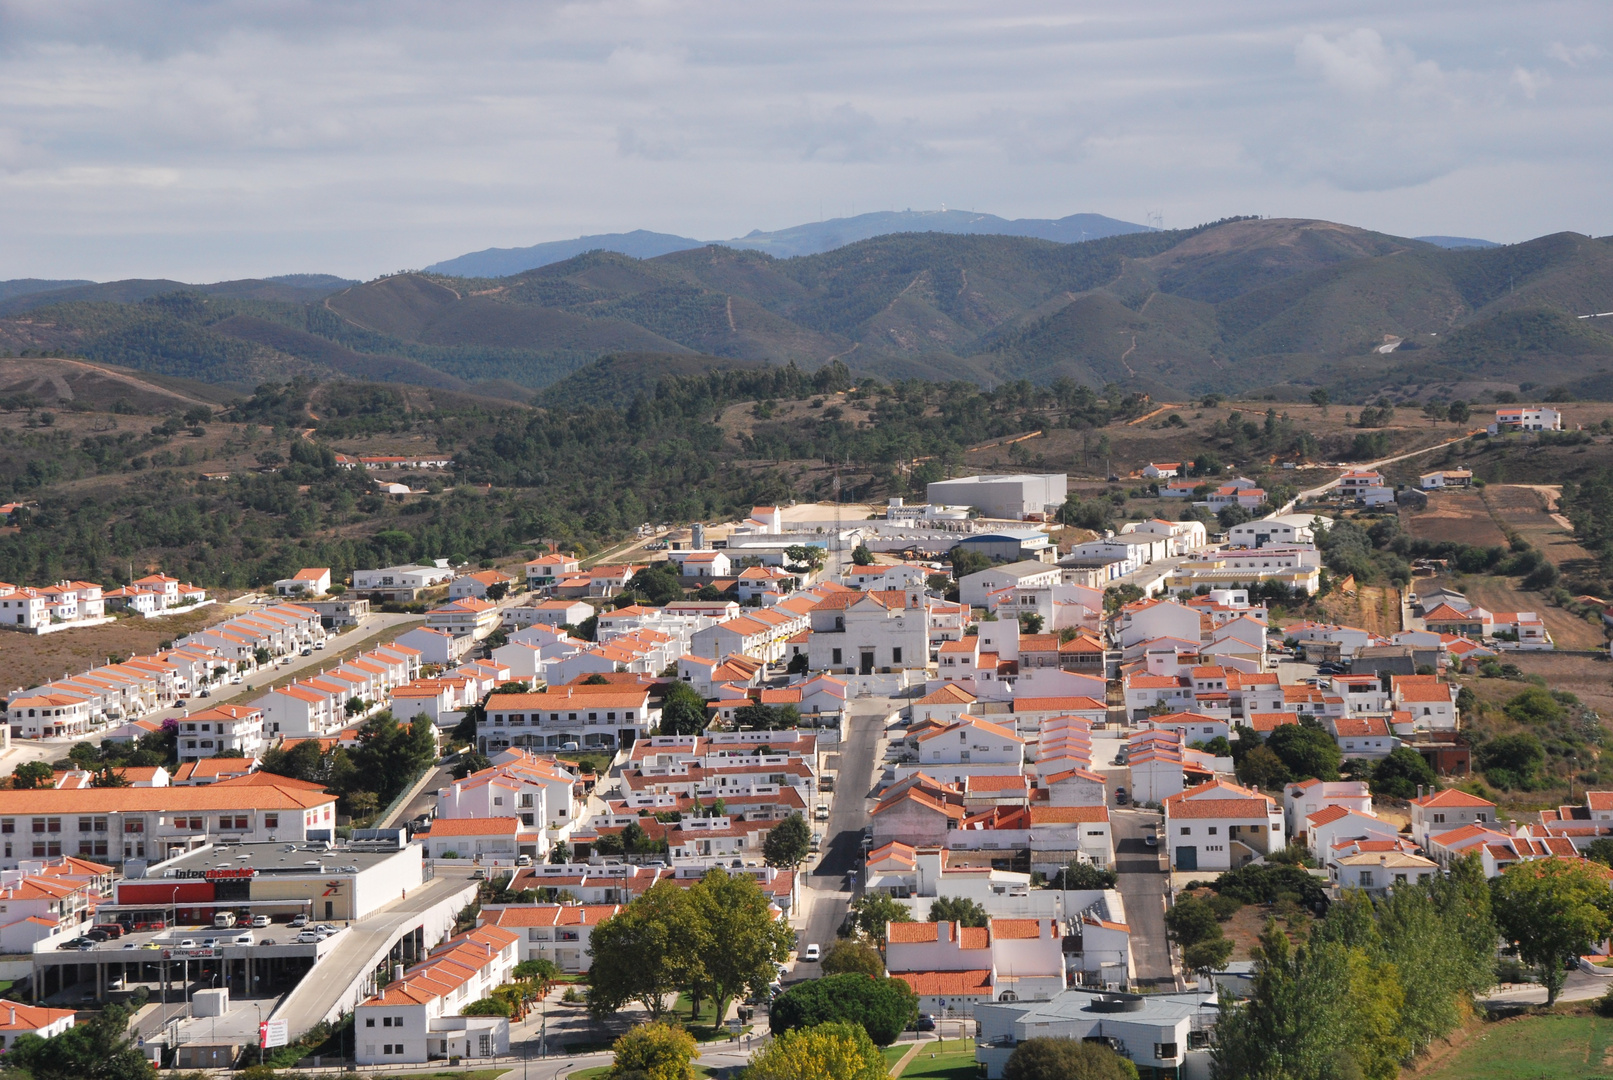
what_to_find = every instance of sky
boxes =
[0,0,1608,282]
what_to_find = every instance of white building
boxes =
[805,589,930,674]
[959,562,1062,609]
[273,568,331,596]
[1490,406,1563,433]
[354,924,518,1064]
[1163,780,1285,873]
[926,474,1068,521]
[175,705,265,760]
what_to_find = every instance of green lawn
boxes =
[898,1039,977,1080]
[1420,1013,1613,1080]
[882,1044,910,1067]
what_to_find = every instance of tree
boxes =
[1265,723,1342,782]
[686,868,797,1027]
[1183,936,1234,976]
[762,812,812,868]
[1370,746,1437,799]
[1478,733,1545,788]
[851,543,874,565]
[950,546,992,579]
[1163,895,1220,950]
[7,1000,155,1080]
[1503,686,1564,725]
[1587,838,1613,866]
[1003,1037,1138,1080]
[820,939,885,977]
[462,996,512,1017]
[733,703,799,730]
[848,894,914,947]
[1492,858,1613,1004]
[1448,400,1471,425]
[1212,919,1350,1080]
[588,884,706,1020]
[1236,743,1289,789]
[606,1021,696,1080]
[928,895,989,928]
[1048,861,1117,890]
[514,957,561,995]
[1019,613,1044,635]
[1309,388,1330,413]
[450,752,493,780]
[768,974,919,1046]
[659,681,710,737]
[745,1020,886,1080]
[12,760,54,789]
[549,841,572,864]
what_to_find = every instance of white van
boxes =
[213,912,238,929]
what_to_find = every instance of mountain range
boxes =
[423,209,1156,277]
[0,217,1603,402]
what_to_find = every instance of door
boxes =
[860,651,875,675]
[324,901,334,919]
[1175,846,1198,871]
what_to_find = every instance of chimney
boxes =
[935,919,950,942]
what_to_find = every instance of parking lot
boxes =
[33,915,333,1007]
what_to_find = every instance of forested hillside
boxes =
[4,219,1612,402]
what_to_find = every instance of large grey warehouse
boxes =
[925,473,1068,521]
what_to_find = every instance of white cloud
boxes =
[0,0,1606,280]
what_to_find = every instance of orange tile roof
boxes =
[890,970,993,996]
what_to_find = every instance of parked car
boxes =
[141,942,161,950]
[177,939,197,948]
[234,933,253,946]
[1144,834,1158,848]
[251,915,271,928]
[260,938,277,946]
[297,931,320,944]
[92,923,124,939]
[803,943,820,962]
[814,804,829,821]
[201,937,220,948]
[289,915,308,928]
[915,1014,936,1032]
[84,929,110,942]
[57,938,89,951]
[1114,787,1129,805]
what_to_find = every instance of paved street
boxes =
[1102,766,1175,989]
[792,696,898,975]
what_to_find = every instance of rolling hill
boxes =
[423,208,1153,276]
[5,218,1611,401]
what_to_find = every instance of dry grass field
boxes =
[0,601,250,693]
[1402,489,1509,547]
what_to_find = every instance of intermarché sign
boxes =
[169,867,258,880]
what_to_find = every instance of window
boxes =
[124,820,144,834]
[383,1018,392,1027]
[30,819,44,835]
[0,820,10,835]
[892,647,903,664]
[1359,871,1374,887]
[264,814,278,829]
[1180,827,1190,835]
[365,1019,375,1028]
[1432,813,1445,824]
[45,818,60,834]
[832,649,843,665]
[1207,827,1218,835]
[1155,1044,1179,1060]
